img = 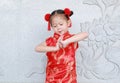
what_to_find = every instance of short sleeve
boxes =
[74,42,79,50]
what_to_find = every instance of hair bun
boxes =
[64,8,73,16]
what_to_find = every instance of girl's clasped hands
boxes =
[56,35,68,50]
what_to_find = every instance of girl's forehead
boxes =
[51,14,67,20]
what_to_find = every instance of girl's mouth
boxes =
[58,31,64,35]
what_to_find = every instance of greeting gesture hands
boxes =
[57,35,68,49]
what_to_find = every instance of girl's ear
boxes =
[67,19,72,27]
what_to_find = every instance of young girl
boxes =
[35,8,88,83]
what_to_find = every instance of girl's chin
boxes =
[58,31,64,35]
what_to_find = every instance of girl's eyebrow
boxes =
[52,23,57,25]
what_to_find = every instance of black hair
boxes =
[50,9,73,21]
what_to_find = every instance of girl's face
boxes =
[51,14,71,35]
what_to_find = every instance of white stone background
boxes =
[0,0,120,83]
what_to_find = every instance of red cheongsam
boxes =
[45,31,78,83]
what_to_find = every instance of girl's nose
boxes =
[57,27,61,31]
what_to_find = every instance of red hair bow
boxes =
[64,8,71,16]
[64,8,72,27]
[44,13,51,31]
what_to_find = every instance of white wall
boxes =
[0,0,120,83]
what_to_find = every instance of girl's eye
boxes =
[60,24,63,26]
[53,25,57,28]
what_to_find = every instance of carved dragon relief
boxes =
[77,0,120,80]
[25,55,47,78]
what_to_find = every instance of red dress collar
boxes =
[53,31,70,40]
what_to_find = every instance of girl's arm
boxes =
[35,41,60,52]
[60,32,88,48]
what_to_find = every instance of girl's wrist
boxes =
[64,39,69,45]
[53,46,59,51]
[62,40,69,48]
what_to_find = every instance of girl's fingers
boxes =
[58,35,63,41]
[59,41,63,48]
[57,35,64,48]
